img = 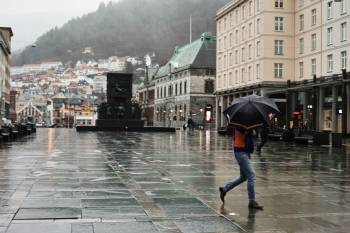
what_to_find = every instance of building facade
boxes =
[137,67,158,126]
[0,27,13,123]
[154,33,216,128]
[216,0,350,135]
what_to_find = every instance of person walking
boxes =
[219,125,264,210]
[187,118,194,131]
[257,125,269,153]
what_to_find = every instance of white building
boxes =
[216,0,350,134]
[93,75,107,94]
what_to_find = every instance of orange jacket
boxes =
[233,130,246,149]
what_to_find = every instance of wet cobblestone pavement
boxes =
[0,129,350,233]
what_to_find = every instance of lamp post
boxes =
[307,104,313,130]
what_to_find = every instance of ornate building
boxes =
[0,27,13,123]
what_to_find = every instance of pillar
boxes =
[317,87,325,131]
[331,86,338,132]
[216,96,220,130]
[221,96,226,128]
[302,92,307,126]
[346,83,350,134]
[342,69,349,135]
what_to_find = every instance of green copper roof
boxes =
[156,32,216,78]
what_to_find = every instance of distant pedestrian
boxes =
[187,118,194,131]
[257,125,269,153]
[219,125,264,210]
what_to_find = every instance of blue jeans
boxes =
[223,151,256,201]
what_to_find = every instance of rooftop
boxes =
[156,32,216,78]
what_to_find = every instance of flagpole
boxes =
[190,15,192,43]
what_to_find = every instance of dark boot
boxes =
[248,200,264,210]
[219,187,226,203]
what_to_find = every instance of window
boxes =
[299,14,304,31]
[299,62,304,78]
[299,38,304,54]
[235,70,238,84]
[274,40,284,55]
[224,55,227,69]
[341,22,347,41]
[241,68,245,82]
[242,26,245,41]
[311,34,316,51]
[275,0,283,8]
[311,9,317,26]
[249,23,253,37]
[248,66,252,81]
[204,80,214,94]
[257,18,261,34]
[229,53,233,66]
[241,47,245,62]
[327,27,333,45]
[248,44,252,59]
[340,0,346,14]
[256,0,260,11]
[311,58,316,75]
[224,17,227,31]
[184,81,187,94]
[327,54,333,72]
[327,1,333,19]
[274,63,283,78]
[242,5,246,20]
[235,10,239,24]
[249,1,253,16]
[256,64,260,80]
[224,36,227,50]
[235,30,239,44]
[256,41,261,57]
[341,51,347,69]
[235,50,238,64]
[275,17,284,32]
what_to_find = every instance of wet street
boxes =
[0,129,350,233]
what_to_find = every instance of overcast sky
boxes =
[1,0,113,51]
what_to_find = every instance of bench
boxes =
[11,126,19,139]
[0,128,11,142]
[268,133,282,141]
[294,136,311,144]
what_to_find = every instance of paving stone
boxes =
[71,223,94,233]
[14,208,81,220]
[7,223,71,233]
[174,216,243,233]
[82,207,147,219]
[0,214,14,227]
[93,222,159,233]
[81,198,139,208]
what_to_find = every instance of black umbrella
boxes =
[223,94,280,129]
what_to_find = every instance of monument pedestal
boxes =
[96,119,145,128]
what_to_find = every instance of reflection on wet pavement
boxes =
[0,129,350,233]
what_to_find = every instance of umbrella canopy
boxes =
[223,94,280,129]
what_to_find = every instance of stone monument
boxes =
[95,72,144,128]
